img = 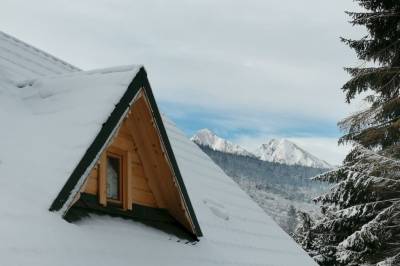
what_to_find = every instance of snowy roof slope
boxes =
[0,32,316,265]
[0,31,79,83]
[164,119,318,265]
[0,66,316,265]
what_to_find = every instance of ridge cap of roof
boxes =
[15,64,143,88]
[0,30,81,72]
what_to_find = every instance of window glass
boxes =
[107,156,120,200]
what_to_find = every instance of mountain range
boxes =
[191,128,332,169]
[190,129,330,234]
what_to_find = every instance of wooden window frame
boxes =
[106,152,123,205]
[98,146,131,210]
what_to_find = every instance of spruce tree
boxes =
[340,0,400,155]
[295,1,400,265]
[297,146,400,265]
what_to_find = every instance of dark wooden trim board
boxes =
[66,193,198,241]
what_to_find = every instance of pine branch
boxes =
[336,202,400,264]
[339,115,400,149]
[346,67,400,78]
[345,10,400,25]
[338,106,380,134]
[340,38,400,63]
[342,67,400,103]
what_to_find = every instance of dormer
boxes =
[49,68,202,239]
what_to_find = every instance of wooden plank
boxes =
[124,151,133,210]
[132,162,146,179]
[98,153,107,206]
[132,176,151,192]
[126,112,167,208]
[132,189,157,207]
[110,135,134,151]
[130,150,141,164]
[118,122,131,136]
[84,167,98,195]
[117,131,132,141]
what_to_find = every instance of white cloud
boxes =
[1,0,364,164]
[0,0,364,121]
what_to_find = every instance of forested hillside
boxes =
[197,144,329,233]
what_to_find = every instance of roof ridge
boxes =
[0,31,81,72]
[15,65,142,89]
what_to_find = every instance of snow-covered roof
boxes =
[0,31,79,83]
[0,32,317,265]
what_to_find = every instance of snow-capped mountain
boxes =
[254,139,332,169]
[191,129,254,157]
[192,129,332,169]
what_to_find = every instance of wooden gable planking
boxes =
[79,90,194,234]
[83,118,158,208]
[128,95,194,232]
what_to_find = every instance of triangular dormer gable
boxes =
[50,67,202,238]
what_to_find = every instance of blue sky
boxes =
[158,100,351,165]
[159,101,341,139]
[1,0,364,164]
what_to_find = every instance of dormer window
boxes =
[106,153,122,202]
[99,148,127,207]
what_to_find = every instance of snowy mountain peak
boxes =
[191,130,332,169]
[191,129,254,157]
[254,138,332,169]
